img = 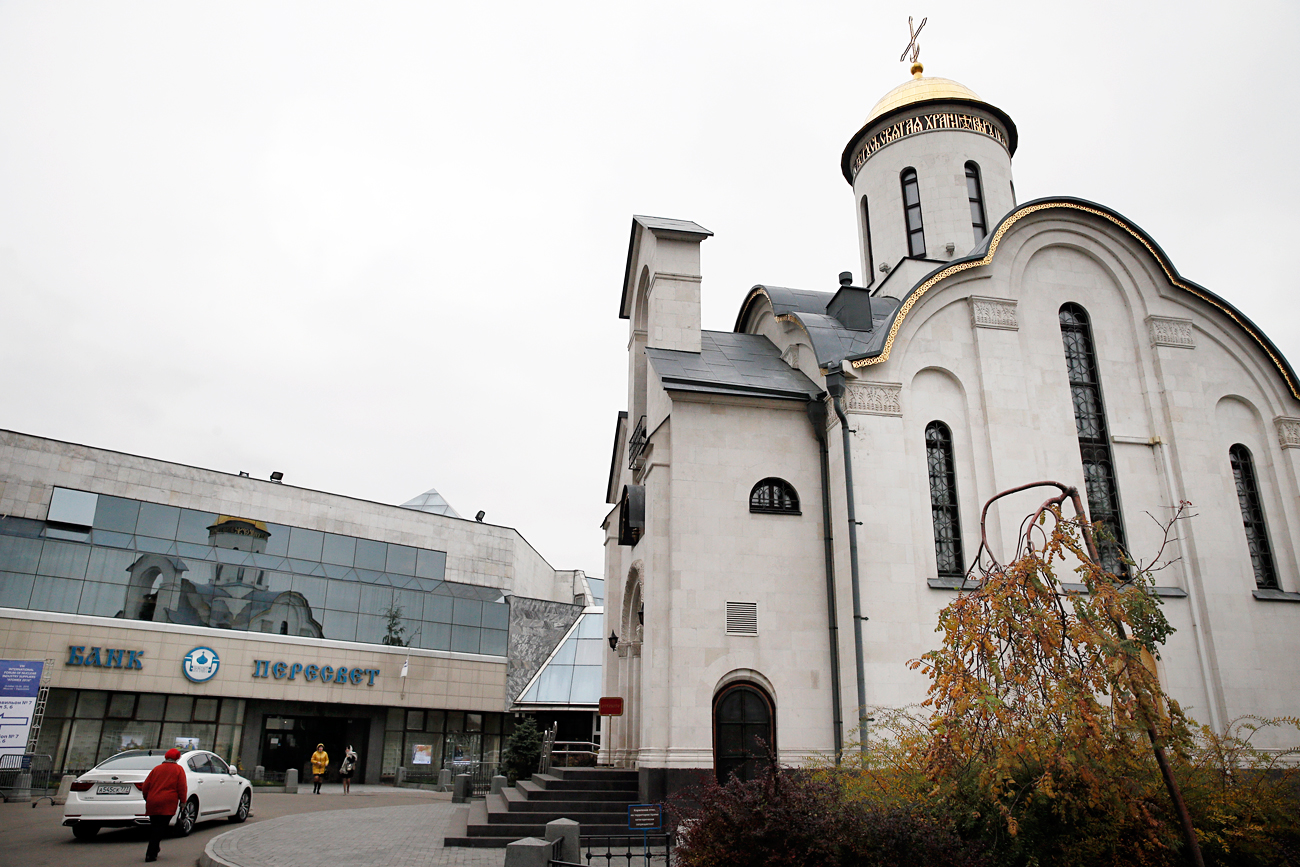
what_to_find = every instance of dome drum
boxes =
[842,98,1017,184]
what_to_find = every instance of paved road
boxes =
[0,785,503,867]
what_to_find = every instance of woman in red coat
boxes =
[140,748,188,862]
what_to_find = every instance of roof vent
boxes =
[726,601,758,635]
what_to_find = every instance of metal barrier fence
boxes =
[402,760,500,796]
[0,754,54,803]
[550,740,599,768]
[578,834,673,867]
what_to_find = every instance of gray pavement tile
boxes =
[203,802,505,867]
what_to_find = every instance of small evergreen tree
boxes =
[501,716,543,784]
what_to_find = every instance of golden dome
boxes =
[866,63,984,124]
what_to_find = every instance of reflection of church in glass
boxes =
[122,516,322,637]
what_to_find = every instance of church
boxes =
[599,56,1300,801]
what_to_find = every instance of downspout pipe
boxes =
[806,397,844,763]
[824,368,869,757]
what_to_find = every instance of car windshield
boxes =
[95,752,168,771]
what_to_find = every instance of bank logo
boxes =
[182,647,220,683]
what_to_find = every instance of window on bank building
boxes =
[749,478,800,514]
[1229,444,1278,589]
[900,168,926,257]
[1059,303,1128,574]
[925,421,964,578]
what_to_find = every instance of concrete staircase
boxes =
[443,767,640,848]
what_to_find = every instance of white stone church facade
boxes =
[600,64,1300,801]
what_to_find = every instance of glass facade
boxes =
[1,490,510,655]
[380,706,505,776]
[35,687,245,775]
[516,611,603,705]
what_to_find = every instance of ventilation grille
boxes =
[726,601,758,635]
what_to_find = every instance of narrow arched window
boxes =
[860,195,874,281]
[1230,444,1278,589]
[965,161,987,241]
[749,478,800,514]
[900,168,926,257]
[925,422,964,578]
[1060,303,1128,573]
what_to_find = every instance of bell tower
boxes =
[842,22,1018,285]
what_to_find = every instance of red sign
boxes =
[599,697,624,716]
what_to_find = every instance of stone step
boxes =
[529,772,639,792]
[547,767,639,782]
[516,780,638,800]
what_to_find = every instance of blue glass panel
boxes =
[91,530,134,549]
[262,524,290,557]
[176,510,217,545]
[452,598,482,627]
[576,613,603,639]
[481,601,509,631]
[134,536,172,554]
[424,622,451,651]
[415,549,446,580]
[93,496,139,533]
[355,613,385,645]
[385,544,417,576]
[30,576,83,613]
[552,638,577,665]
[320,562,354,580]
[287,527,323,561]
[285,558,319,575]
[214,547,251,564]
[136,503,180,540]
[86,548,136,585]
[574,638,603,665]
[0,535,43,573]
[0,571,35,608]
[570,666,602,703]
[353,568,383,585]
[321,609,358,642]
[534,665,572,703]
[587,577,605,604]
[175,542,217,560]
[37,541,90,580]
[450,625,480,654]
[354,539,386,571]
[424,594,453,624]
[252,553,287,570]
[77,581,125,617]
[479,629,508,657]
[324,580,360,611]
[321,533,355,567]
[290,575,327,608]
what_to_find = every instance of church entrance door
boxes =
[713,683,774,784]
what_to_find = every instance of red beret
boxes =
[164,748,182,761]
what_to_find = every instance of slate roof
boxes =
[646,332,822,401]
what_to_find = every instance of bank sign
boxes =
[0,660,44,757]
[251,659,381,686]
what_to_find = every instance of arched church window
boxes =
[749,478,800,514]
[1059,303,1128,573]
[965,161,987,241]
[925,421,964,578]
[1230,444,1278,589]
[860,195,874,280]
[900,168,926,257]
[713,682,775,784]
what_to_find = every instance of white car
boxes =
[62,749,252,840]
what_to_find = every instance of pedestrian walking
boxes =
[310,743,329,794]
[140,748,188,862]
[339,745,357,794]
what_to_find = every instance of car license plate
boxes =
[96,784,132,795]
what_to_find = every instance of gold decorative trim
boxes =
[849,201,1300,402]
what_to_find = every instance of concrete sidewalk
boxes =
[200,802,504,867]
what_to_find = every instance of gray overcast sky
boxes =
[2,1,1297,577]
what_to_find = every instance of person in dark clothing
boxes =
[140,748,188,863]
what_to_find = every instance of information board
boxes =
[628,803,662,831]
[0,660,44,757]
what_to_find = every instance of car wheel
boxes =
[71,822,100,840]
[228,789,250,823]
[174,798,198,837]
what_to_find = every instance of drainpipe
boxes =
[806,397,844,763]
[824,367,869,757]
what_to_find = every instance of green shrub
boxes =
[501,716,543,785]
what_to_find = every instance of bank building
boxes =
[0,431,603,782]
[600,57,1300,800]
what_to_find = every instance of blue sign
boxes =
[250,659,380,686]
[182,647,220,683]
[0,660,44,756]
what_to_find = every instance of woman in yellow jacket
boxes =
[310,744,329,794]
